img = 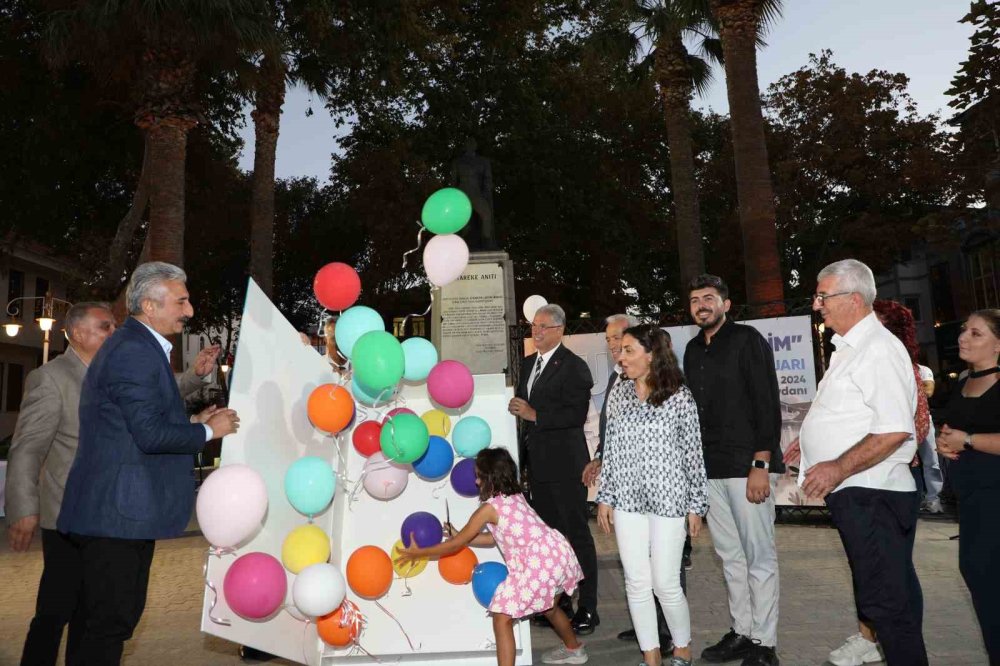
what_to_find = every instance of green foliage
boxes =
[947,0,999,112]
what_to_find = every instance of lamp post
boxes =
[4,292,73,364]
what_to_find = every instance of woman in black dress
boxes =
[936,308,1000,664]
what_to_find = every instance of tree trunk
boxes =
[249,58,286,298]
[711,0,785,315]
[657,35,705,293]
[146,117,194,267]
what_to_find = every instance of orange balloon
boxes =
[317,605,359,647]
[438,546,479,585]
[308,384,355,434]
[346,545,393,598]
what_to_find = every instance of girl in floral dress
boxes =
[397,448,588,665]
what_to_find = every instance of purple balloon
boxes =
[400,511,442,549]
[450,458,478,498]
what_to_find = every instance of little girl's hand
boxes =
[442,522,457,540]
[687,513,702,538]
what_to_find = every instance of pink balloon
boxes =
[196,464,268,549]
[381,407,416,424]
[427,360,474,409]
[362,452,410,501]
[422,234,469,287]
[223,552,287,620]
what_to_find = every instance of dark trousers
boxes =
[958,487,1000,664]
[531,479,598,612]
[20,530,86,666]
[64,534,156,666]
[826,488,927,666]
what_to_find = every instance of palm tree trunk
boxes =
[658,36,705,292]
[146,117,194,267]
[712,0,785,315]
[249,58,286,298]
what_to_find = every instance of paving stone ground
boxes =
[0,514,986,665]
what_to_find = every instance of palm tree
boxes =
[709,0,785,314]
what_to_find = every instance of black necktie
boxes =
[528,355,543,396]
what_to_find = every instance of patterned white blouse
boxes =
[595,380,709,517]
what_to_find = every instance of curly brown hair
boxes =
[623,324,685,406]
[873,299,919,363]
[475,448,521,501]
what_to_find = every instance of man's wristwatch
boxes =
[964,434,976,452]
[751,460,770,470]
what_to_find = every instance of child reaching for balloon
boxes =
[396,447,588,665]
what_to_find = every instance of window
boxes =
[33,277,50,319]
[7,270,24,318]
[903,296,922,322]
[969,244,998,309]
[6,363,23,412]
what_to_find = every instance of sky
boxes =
[235,0,975,183]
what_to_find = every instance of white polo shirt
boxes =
[799,312,918,493]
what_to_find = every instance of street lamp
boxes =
[5,292,73,364]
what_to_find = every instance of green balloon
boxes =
[421,188,472,235]
[353,331,405,392]
[380,413,430,463]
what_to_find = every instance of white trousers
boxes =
[706,476,780,647]
[613,510,691,651]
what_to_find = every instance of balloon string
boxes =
[482,639,497,649]
[397,573,413,597]
[374,599,421,651]
[398,287,435,339]
[430,480,448,499]
[203,549,232,626]
[301,617,314,666]
[401,223,427,269]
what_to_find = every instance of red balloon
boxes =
[352,421,382,457]
[380,407,416,424]
[314,263,361,311]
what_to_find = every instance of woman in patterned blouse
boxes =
[596,324,708,666]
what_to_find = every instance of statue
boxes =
[450,138,498,251]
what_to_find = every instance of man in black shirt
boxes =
[684,275,783,666]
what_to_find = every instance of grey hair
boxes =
[817,259,876,307]
[65,301,112,336]
[125,262,187,315]
[535,304,566,326]
[604,313,638,328]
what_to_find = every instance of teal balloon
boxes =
[380,413,430,464]
[334,306,384,359]
[401,337,438,382]
[421,188,472,235]
[352,377,385,406]
[353,331,405,392]
[284,457,336,517]
[452,416,492,457]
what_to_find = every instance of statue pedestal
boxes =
[432,251,515,383]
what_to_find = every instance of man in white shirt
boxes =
[798,259,928,666]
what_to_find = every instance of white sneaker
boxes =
[828,633,884,666]
[541,643,588,664]
[921,498,943,514]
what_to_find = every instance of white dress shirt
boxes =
[138,320,213,442]
[799,312,917,493]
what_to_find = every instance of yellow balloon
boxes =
[391,539,428,578]
[421,409,452,438]
[281,525,331,574]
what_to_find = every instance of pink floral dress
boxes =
[484,493,583,618]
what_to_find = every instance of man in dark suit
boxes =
[508,303,599,634]
[57,262,239,664]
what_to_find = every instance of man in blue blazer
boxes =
[57,262,240,664]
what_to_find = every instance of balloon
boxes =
[438,546,478,585]
[391,539,428,578]
[196,464,267,549]
[352,331,405,392]
[362,452,409,500]
[313,262,361,311]
[281,525,331,574]
[223,552,287,620]
[452,416,492,457]
[401,337,438,381]
[334,306,384,359]
[380,407,416,424]
[427,360,474,409]
[412,435,454,480]
[284,457,336,517]
[352,377,394,406]
[292,563,346,618]
[472,561,510,608]
[421,187,472,235]
[307,384,354,434]
[400,511,442,549]
[421,409,452,437]
[379,413,429,464]
[318,602,362,647]
[423,234,470,287]
[450,458,478,497]
[522,294,548,322]
[352,420,382,457]
[346,546,393,599]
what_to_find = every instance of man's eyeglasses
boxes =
[811,292,853,305]
[530,323,563,331]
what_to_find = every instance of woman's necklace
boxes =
[968,365,1000,379]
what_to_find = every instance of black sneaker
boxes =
[741,644,779,666]
[682,554,693,570]
[701,629,755,663]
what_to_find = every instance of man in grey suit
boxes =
[5,301,219,666]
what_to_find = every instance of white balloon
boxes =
[293,563,346,618]
[422,234,469,287]
[522,294,548,322]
